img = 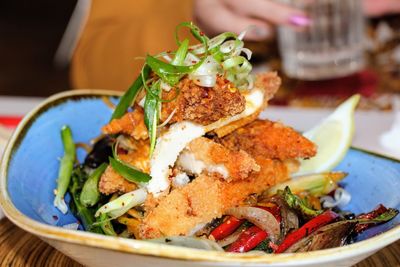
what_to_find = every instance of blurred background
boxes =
[1,0,400,107]
[0,0,76,96]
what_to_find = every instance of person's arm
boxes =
[364,0,400,17]
[193,0,310,41]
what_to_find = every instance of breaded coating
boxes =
[179,137,259,181]
[220,119,317,160]
[161,76,245,125]
[139,159,289,239]
[99,166,137,195]
[210,72,281,137]
[255,72,281,109]
[102,106,148,140]
[99,139,149,195]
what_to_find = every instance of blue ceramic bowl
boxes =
[1,90,399,267]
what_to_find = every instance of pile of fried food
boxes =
[54,22,398,254]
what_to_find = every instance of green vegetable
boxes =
[95,188,147,218]
[174,21,209,48]
[144,81,161,156]
[145,54,203,86]
[171,38,189,66]
[265,172,348,197]
[99,213,117,236]
[68,167,102,233]
[253,239,273,253]
[111,65,151,120]
[109,157,151,183]
[280,187,323,219]
[80,163,108,207]
[54,126,76,214]
[356,209,399,225]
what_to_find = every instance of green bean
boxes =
[99,213,117,236]
[54,125,75,214]
[80,163,107,207]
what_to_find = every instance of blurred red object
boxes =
[293,69,379,98]
[0,116,22,128]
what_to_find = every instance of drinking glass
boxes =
[278,0,366,80]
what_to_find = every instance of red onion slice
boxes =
[226,207,280,242]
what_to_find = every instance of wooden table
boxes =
[0,218,398,267]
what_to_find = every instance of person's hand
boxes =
[364,0,400,17]
[193,0,310,41]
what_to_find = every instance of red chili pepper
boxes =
[227,226,268,253]
[275,210,339,253]
[210,216,244,240]
[354,204,388,233]
[256,205,281,223]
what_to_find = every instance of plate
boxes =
[1,90,399,267]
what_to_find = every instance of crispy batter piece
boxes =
[161,76,245,125]
[179,137,260,181]
[99,139,150,195]
[220,119,317,160]
[99,166,137,195]
[211,72,281,137]
[139,159,289,239]
[102,106,148,140]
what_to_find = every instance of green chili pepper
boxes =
[99,213,117,236]
[280,186,323,219]
[54,126,75,214]
[111,65,150,120]
[109,157,151,183]
[80,163,107,207]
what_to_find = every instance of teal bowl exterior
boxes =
[0,90,399,267]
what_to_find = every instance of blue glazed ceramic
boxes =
[0,90,399,267]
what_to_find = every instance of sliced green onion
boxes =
[145,54,204,86]
[111,65,150,120]
[54,126,75,214]
[175,21,209,46]
[80,163,107,207]
[144,81,161,156]
[95,188,147,218]
[109,157,151,183]
[171,38,189,66]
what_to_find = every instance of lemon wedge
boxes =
[294,94,360,176]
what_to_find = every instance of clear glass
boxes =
[278,0,366,80]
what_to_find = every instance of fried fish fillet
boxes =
[220,119,317,160]
[212,72,281,138]
[99,139,149,195]
[139,159,289,239]
[102,106,148,140]
[177,137,260,181]
[161,75,246,125]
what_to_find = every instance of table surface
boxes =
[0,96,399,266]
[0,218,399,266]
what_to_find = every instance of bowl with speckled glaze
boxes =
[1,90,399,267]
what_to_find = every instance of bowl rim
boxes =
[1,89,399,264]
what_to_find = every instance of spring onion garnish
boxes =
[109,157,151,183]
[80,163,107,207]
[110,22,255,155]
[54,125,75,214]
[111,65,151,120]
[280,187,323,219]
[95,188,147,218]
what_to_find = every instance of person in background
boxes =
[71,0,400,91]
